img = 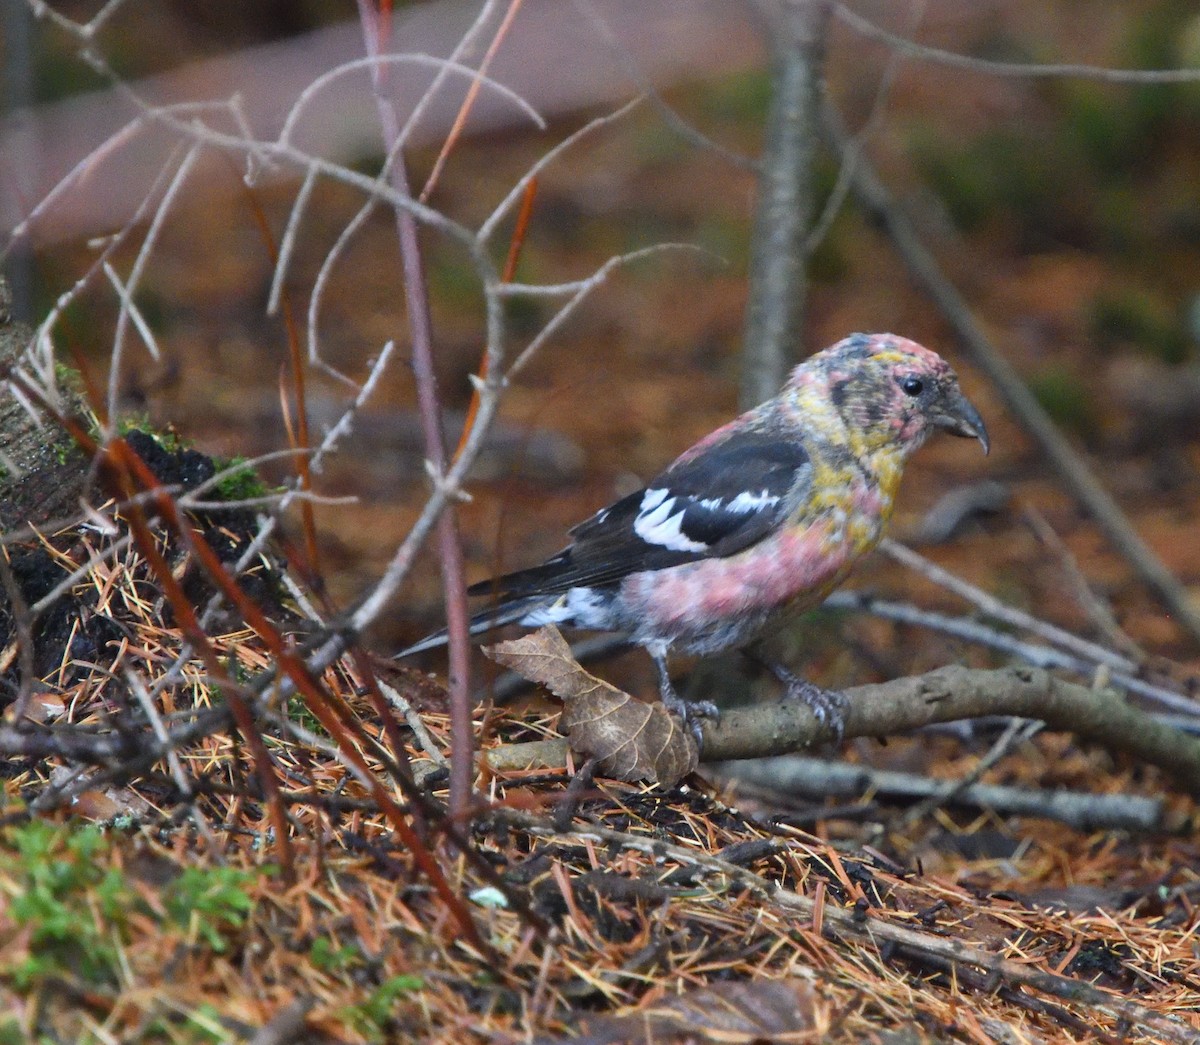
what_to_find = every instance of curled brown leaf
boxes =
[486,626,698,785]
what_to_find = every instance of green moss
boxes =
[1028,367,1098,439]
[211,456,269,502]
[286,694,328,737]
[115,416,185,452]
[1088,290,1189,363]
[697,67,774,127]
[309,935,363,973]
[911,126,1079,240]
[52,361,84,396]
[0,819,268,992]
[163,865,261,953]
[343,975,426,1041]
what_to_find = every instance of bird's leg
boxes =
[652,651,719,744]
[750,654,848,743]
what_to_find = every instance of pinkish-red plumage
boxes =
[402,332,988,739]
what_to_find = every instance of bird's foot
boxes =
[653,654,717,747]
[659,688,719,747]
[769,663,848,743]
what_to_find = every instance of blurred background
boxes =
[3,0,1200,696]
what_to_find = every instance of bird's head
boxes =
[789,332,989,460]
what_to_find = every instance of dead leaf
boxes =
[531,977,819,1043]
[486,626,698,785]
[19,690,66,723]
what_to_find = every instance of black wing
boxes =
[469,428,812,599]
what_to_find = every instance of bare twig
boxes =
[825,589,1198,716]
[105,143,201,423]
[378,680,448,766]
[127,668,220,851]
[833,4,1200,84]
[893,715,1042,829]
[713,754,1163,832]
[357,0,473,819]
[1020,506,1144,659]
[805,0,930,254]
[879,539,1140,675]
[572,0,759,173]
[419,0,525,202]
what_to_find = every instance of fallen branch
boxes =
[710,755,1165,832]
[486,663,1200,794]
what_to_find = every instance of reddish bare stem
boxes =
[357,0,474,820]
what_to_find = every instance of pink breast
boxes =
[623,522,857,633]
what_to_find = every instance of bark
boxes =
[0,275,93,533]
[740,0,829,408]
[485,663,1200,795]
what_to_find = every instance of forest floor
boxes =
[8,3,1200,1041]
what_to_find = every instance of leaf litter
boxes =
[0,511,1198,1043]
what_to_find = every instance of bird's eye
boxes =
[901,376,924,397]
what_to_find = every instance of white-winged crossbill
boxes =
[401,332,988,740]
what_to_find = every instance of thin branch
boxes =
[716,664,1200,790]
[106,143,201,421]
[25,0,133,40]
[419,0,526,202]
[101,264,161,368]
[714,754,1164,832]
[357,0,473,819]
[571,0,758,173]
[378,680,448,766]
[503,244,710,378]
[275,52,543,150]
[267,165,317,317]
[127,668,220,850]
[1021,505,1145,659]
[478,97,643,246]
[879,539,1139,675]
[833,4,1200,84]
[804,1,931,254]
[824,590,1198,716]
[893,715,1042,829]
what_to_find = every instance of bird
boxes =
[400,332,989,741]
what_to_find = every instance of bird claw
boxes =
[771,665,848,743]
[660,691,719,747]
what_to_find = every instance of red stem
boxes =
[357,0,474,820]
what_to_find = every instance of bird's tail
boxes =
[395,594,552,658]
